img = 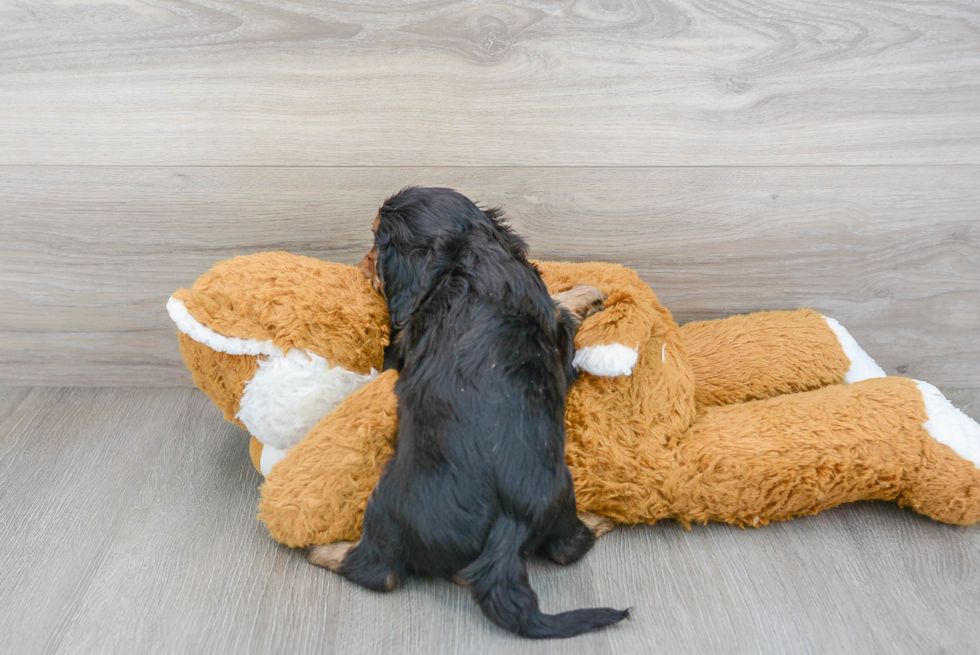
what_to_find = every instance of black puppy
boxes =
[310,188,628,639]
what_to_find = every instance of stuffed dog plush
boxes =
[168,252,980,548]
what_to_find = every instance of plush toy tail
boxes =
[460,516,629,639]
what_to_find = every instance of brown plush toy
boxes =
[168,252,980,549]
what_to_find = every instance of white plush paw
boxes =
[573,343,639,377]
[916,380,980,468]
[822,316,887,383]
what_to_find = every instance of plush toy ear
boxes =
[169,288,278,357]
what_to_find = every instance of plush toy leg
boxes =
[900,380,980,522]
[258,371,400,548]
[679,309,884,411]
[536,261,669,377]
[668,377,980,527]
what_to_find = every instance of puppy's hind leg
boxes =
[552,285,606,326]
[553,293,598,387]
[312,502,406,592]
[578,512,615,538]
[540,491,599,566]
[340,535,405,592]
[307,541,357,572]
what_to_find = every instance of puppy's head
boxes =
[360,187,526,329]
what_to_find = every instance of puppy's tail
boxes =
[460,515,629,639]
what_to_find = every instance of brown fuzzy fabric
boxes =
[248,435,263,473]
[173,252,389,376]
[680,309,851,411]
[178,334,256,428]
[671,377,980,527]
[536,262,663,351]
[259,372,399,546]
[171,253,980,548]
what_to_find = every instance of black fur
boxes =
[339,187,629,639]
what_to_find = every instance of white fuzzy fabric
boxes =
[822,316,887,383]
[259,444,290,476]
[236,348,378,453]
[916,380,980,468]
[166,296,281,358]
[572,343,639,377]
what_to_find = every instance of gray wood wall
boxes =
[2,0,978,387]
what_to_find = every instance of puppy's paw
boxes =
[579,512,615,538]
[306,541,357,572]
[552,285,607,324]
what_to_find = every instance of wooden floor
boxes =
[1,385,978,654]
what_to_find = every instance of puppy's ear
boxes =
[376,196,412,248]
[482,207,529,261]
[376,239,428,332]
[482,206,505,223]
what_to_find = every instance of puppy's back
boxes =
[342,188,628,638]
